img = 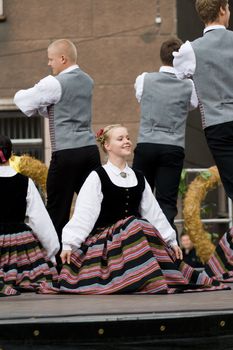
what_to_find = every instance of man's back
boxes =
[191,28,233,128]
[138,71,193,148]
[52,68,96,151]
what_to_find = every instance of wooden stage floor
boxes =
[1,284,233,349]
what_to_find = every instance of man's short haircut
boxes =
[195,0,228,24]
[160,37,183,66]
[48,39,77,63]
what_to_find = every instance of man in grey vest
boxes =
[133,38,198,235]
[14,39,101,259]
[173,0,233,201]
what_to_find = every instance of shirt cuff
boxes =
[50,256,57,264]
[62,244,72,251]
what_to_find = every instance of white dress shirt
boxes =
[62,161,177,251]
[134,66,198,110]
[13,65,79,118]
[173,25,226,79]
[0,165,60,261]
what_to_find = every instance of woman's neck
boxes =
[108,156,127,171]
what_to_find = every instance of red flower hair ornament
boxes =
[96,128,105,144]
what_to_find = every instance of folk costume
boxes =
[58,162,230,294]
[173,26,233,201]
[0,166,59,297]
[132,66,198,233]
[14,65,101,248]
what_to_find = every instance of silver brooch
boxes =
[120,172,127,178]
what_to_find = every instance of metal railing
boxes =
[11,139,43,145]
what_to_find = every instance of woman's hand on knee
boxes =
[171,245,183,260]
[60,250,72,264]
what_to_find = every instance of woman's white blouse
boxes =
[62,161,177,251]
[0,166,60,261]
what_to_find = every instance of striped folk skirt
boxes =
[0,224,58,297]
[59,216,230,294]
[205,228,233,282]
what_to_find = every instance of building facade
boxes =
[0,0,184,164]
[0,0,232,168]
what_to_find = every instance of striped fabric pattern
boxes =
[48,105,56,152]
[59,216,229,294]
[0,228,58,297]
[205,228,233,282]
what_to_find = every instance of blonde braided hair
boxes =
[96,124,123,153]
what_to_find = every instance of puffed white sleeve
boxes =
[26,178,60,260]
[173,41,196,79]
[189,79,198,111]
[139,179,178,246]
[13,75,62,118]
[134,72,148,103]
[62,171,103,251]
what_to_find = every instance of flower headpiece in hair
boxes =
[96,128,105,144]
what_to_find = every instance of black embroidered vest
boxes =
[0,173,28,224]
[94,167,145,229]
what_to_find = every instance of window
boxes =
[0,99,44,160]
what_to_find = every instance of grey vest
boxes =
[137,72,193,148]
[49,68,96,152]
[191,29,233,129]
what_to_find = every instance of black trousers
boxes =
[46,145,101,244]
[132,143,184,235]
[205,121,233,201]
